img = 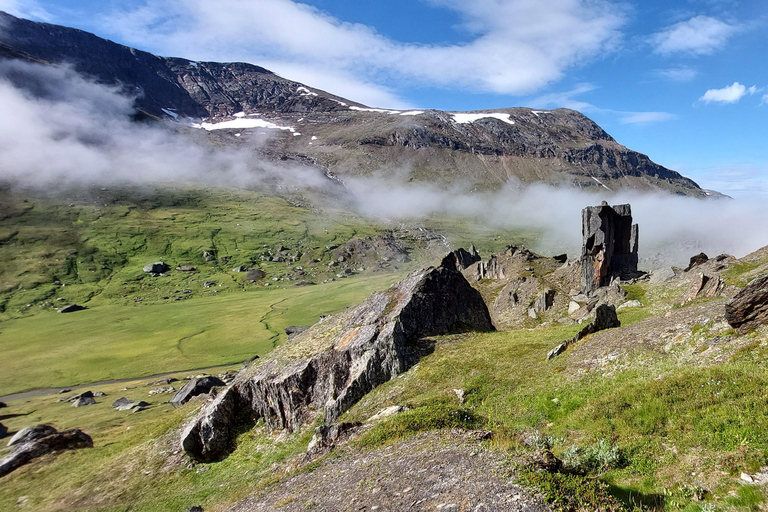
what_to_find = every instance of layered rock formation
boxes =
[725,275,768,333]
[181,264,494,462]
[580,203,639,294]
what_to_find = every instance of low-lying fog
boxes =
[1,59,766,269]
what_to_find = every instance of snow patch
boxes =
[311,136,318,140]
[591,176,612,191]
[234,112,246,118]
[189,61,198,68]
[349,106,400,114]
[400,111,424,116]
[297,86,318,97]
[194,117,298,134]
[234,133,241,137]
[452,113,515,125]
[531,110,551,117]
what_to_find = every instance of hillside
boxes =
[0,11,706,196]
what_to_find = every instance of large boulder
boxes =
[170,376,226,407]
[580,203,638,294]
[726,274,768,333]
[143,262,170,274]
[181,264,494,462]
[440,246,481,271]
[0,427,92,478]
[7,424,58,447]
[0,423,7,439]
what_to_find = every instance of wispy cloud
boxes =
[0,0,51,22]
[531,84,676,125]
[99,0,627,106]
[650,15,739,55]
[656,67,698,83]
[699,82,757,104]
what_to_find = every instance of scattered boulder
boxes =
[94,391,106,397]
[580,203,639,294]
[649,267,677,284]
[0,423,7,439]
[7,424,58,447]
[170,376,226,407]
[681,273,725,305]
[725,274,768,333]
[188,506,204,512]
[568,301,581,314]
[111,397,132,409]
[57,304,86,313]
[72,396,96,407]
[533,289,556,313]
[181,263,494,462]
[176,265,197,272]
[149,386,176,395]
[64,390,94,403]
[203,281,216,288]
[202,250,216,262]
[547,304,620,360]
[685,252,709,272]
[245,269,266,282]
[617,300,643,310]
[284,325,309,339]
[553,253,568,264]
[0,402,7,408]
[111,398,149,411]
[366,405,406,423]
[143,262,170,274]
[0,426,92,478]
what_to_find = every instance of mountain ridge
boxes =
[0,10,708,197]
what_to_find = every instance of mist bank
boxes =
[1,60,767,269]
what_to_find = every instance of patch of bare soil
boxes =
[230,430,549,512]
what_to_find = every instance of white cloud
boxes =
[532,84,675,125]
[650,15,738,55]
[100,0,626,106]
[618,112,676,125]
[656,67,698,83]
[0,0,51,21]
[762,93,768,106]
[699,82,756,104]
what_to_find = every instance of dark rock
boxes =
[244,269,266,281]
[170,376,226,407]
[57,304,86,313]
[726,274,768,333]
[533,289,556,313]
[553,254,568,264]
[203,281,216,288]
[686,252,709,272]
[580,203,639,294]
[284,326,309,339]
[143,262,170,274]
[7,424,59,447]
[202,250,216,262]
[547,304,620,360]
[181,265,494,462]
[0,423,7,439]
[72,396,96,407]
[0,402,6,408]
[0,427,92,478]
[66,390,94,402]
[440,247,481,271]
[111,397,132,409]
[58,388,72,394]
[188,506,204,512]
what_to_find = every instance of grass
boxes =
[0,272,402,396]
[342,305,768,510]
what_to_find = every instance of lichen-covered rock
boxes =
[726,274,768,333]
[181,264,494,462]
[580,203,638,294]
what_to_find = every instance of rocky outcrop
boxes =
[180,264,494,462]
[580,203,639,294]
[170,376,226,407]
[725,275,768,333]
[441,246,481,271]
[143,262,170,274]
[547,304,620,360]
[1,425,92,478]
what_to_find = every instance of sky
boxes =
[0,0,766,197]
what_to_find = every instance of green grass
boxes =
[0,272,402,396]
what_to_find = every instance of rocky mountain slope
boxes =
[0,11,707,196]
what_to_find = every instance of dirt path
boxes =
[231,430,548,512]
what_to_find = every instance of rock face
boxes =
[1,425,92,478]
[580,203,639,294]
[547,304,620,360]
[725,274,768,333]
[170,376,226,407]
[440,247,481,271]
[180,264,494,462]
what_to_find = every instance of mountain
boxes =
[0,11,708,197]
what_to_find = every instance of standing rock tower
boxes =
[580,202,639,294]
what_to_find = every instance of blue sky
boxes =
[1,0,766,196]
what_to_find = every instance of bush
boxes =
[518,470,625,512]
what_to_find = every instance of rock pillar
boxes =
[580,202,638,294]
